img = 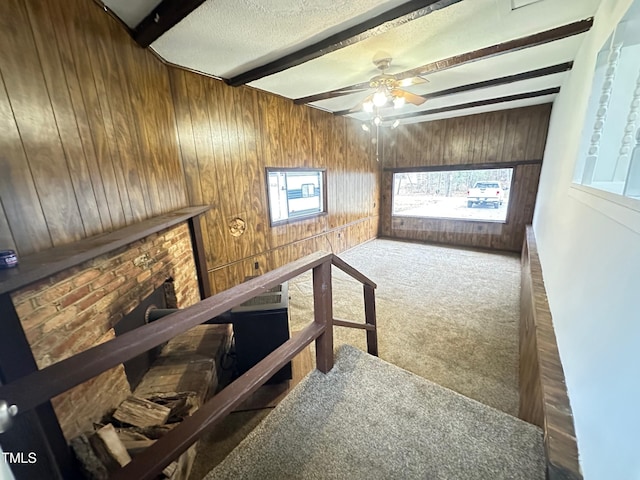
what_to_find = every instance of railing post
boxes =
[364,285,378,357]
[313,260,334,373]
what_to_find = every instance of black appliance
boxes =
[230,282,292,384]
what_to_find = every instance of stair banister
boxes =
[0,252,332,413]
[0,251,378,480]
[330,255,378,356]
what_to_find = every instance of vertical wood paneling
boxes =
[224,82,254,260]
[0,74,51,253]
[206,79,238,262]
[381,104,551,252]
[1,0,379,290]
[57,0,128,229]
[334,117,347,230]
[44,0,113,233]
[132,52,185,213]
[80,4,135,225]
[1,0,192,256]
[91,8,150,222]
[170,70,215,269]
[171,71,202,206]
[23,0,104,237]
[486,111,508,163]
[185,73,228,266]
[0,0,85,246]
[170,71,380,291]
[238,88,267,256]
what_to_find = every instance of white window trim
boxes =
[569,183,640,234]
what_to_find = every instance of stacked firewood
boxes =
[71,392,197,480]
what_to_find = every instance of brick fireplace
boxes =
[9,223,201,441]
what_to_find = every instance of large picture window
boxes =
[392,167,513,222]
[266,168,326,225]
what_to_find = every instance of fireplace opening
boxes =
[113,280,175,391]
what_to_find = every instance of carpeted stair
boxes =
[203,345,545,480]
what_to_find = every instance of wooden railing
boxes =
[0,251,377,480]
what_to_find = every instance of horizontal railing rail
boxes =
[0,252,332,413]
[112,322,325,480]
[330,256,378,355]
[0,250,378,480]
[333,318,376,331]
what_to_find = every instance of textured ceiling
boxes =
[101,0,603,125]
[248,0,598,98]
[150,0,414,78]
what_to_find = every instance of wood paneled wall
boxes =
[0,0,379,293]
[170,70,379,293]
[0,0,187,254]
[380,105,551,251]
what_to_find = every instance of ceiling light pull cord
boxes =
[376,123,380,162]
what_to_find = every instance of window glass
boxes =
[267,169,325,225]
[392,167,513,222]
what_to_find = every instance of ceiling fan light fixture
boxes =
[372,88,388,107]
[393,95,406,109]
[363,101,374,113]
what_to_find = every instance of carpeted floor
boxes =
[189,239,524,478]
[288,239,521,415]
[204,345,544,480]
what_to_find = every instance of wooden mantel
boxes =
[0,206,210,296]
[0,206,210,480]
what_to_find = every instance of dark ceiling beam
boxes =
[333,61,573,116]
[295,17,592,105]
[226,0,463,87]
[379,87,560,122]
[295,87,370,105]
[133,0,207,48]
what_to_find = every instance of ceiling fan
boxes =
[352,57,428,114]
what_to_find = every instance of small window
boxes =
[266,168,326,225]
[573,0,640,202]
[392,167,514,222]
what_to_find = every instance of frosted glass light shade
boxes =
[372,90,387,107]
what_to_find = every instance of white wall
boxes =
[0,446,15,480]
[534,0,640,478]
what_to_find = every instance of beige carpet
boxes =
[288,239,521,416]
[204,345,543,480]
[190,239,522,478]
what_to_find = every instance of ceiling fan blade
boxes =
[396,76,428,87]
[346,94,374,115]
[393,89,427,106]
[332,94,377,116]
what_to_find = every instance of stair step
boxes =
[204,345,545,480]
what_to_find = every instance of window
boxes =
[392,167,514,222]
[266,168,326,225]
[573,0,640,201]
